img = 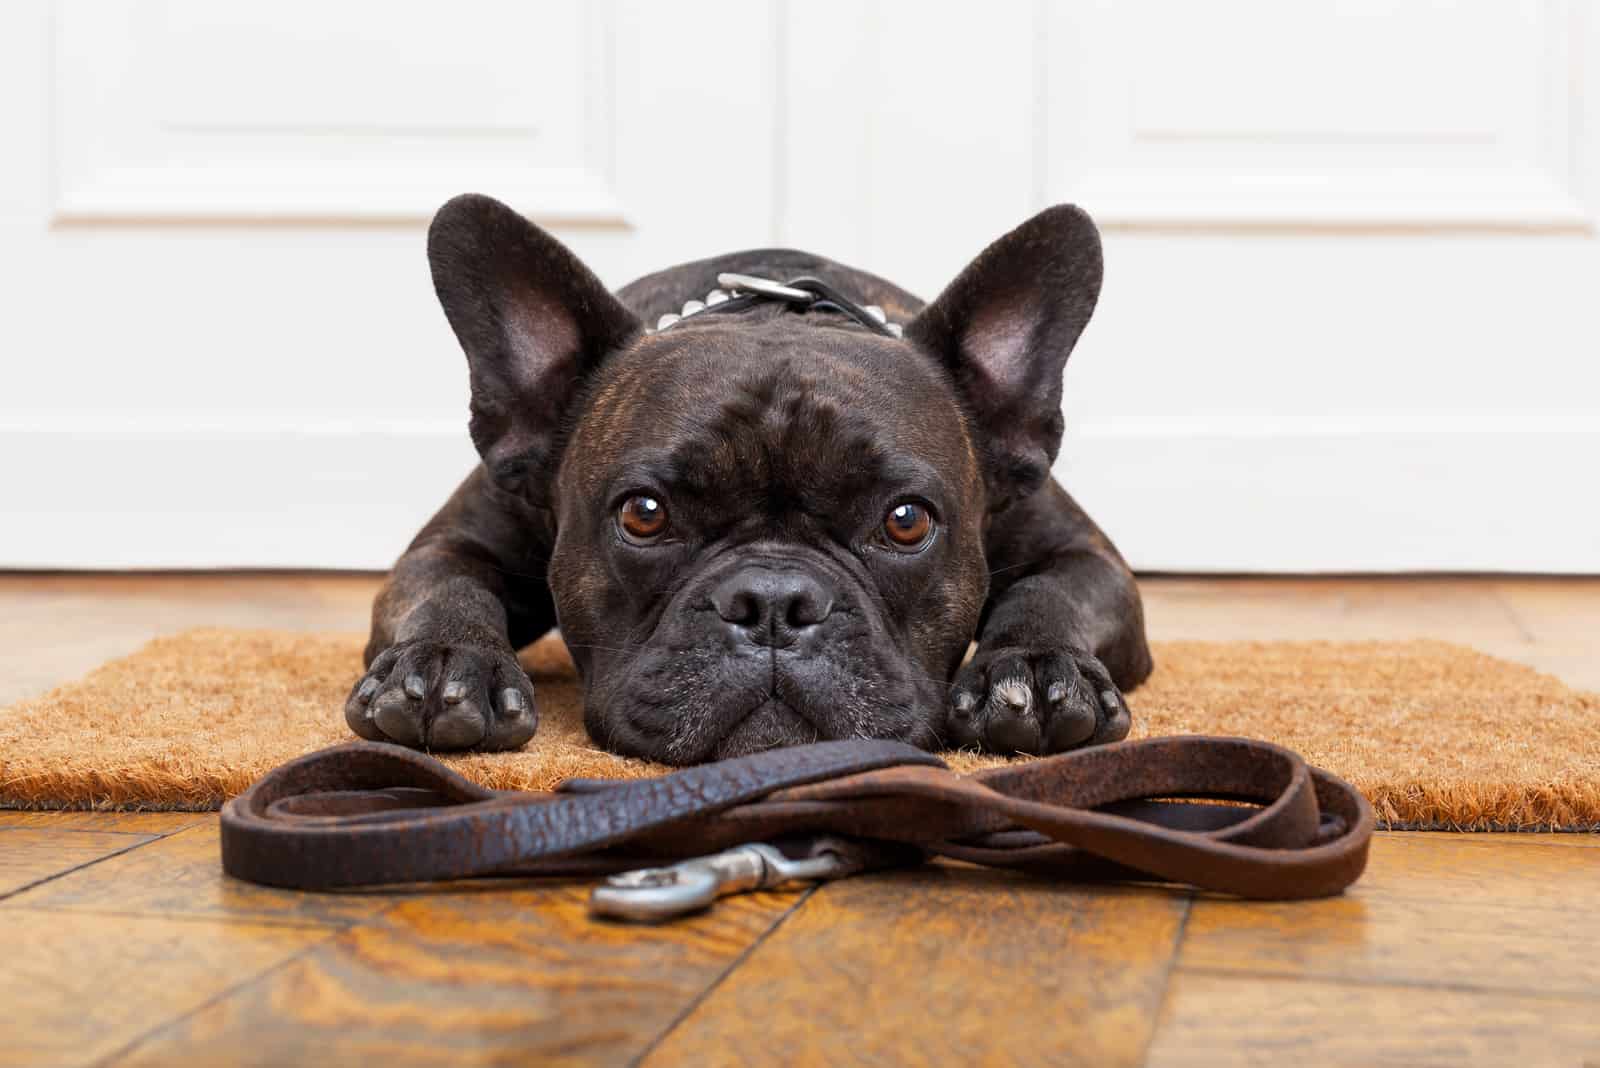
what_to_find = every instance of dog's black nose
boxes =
[711,568,834,646]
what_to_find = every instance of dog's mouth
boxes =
[585,556,949,765]
[711,696,819,760]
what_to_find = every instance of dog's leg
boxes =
[345,472,555,751]
[948,478,1151,755]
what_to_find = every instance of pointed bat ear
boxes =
[906,205,1103,507]
[428,193,641,502]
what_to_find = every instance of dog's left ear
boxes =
[907,205,1103,507]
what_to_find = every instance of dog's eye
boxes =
[618,494,669,542]
[882,501,934,551]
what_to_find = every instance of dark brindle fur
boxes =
[345,195,1151,762]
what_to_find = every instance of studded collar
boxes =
[649,272,905,339]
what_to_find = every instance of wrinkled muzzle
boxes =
[584,551,943,764]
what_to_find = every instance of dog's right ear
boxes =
[428,193,641,502]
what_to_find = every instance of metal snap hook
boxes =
[588,842,853,923]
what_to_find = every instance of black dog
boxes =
[345,194,1152,763]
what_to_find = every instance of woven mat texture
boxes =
[2,628,1597,829]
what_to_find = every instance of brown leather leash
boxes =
[220,735,1374,921]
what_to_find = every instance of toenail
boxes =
[1046,681,1068,704]
[357,677,379,702]
[441,680,468,704]
[403,674,427,699]
[1100,689,1119,708]
[953,692,977,715]
[501,688,527,716]
[994,679,1032,711]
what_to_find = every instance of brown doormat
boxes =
[2,628,1597,829]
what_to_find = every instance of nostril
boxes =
[726,590,761,627]
[712,583,762,627]
[786,589,833,629]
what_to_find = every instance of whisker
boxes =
[559,640,651,655]
[483,560,552,583]
[988,557,1048,578]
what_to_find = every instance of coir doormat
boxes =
[1,628,1597,829]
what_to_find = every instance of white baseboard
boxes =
[1,424,482,571]
[1058,416,1597,573]
[2,419,1594,572]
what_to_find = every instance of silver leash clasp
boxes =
[588,842,851,923]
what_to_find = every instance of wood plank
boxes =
[1493,577,1600,643]
[1350,832,1600,901]
[0,810,205,834]
[1336,578,1529,643]
[1459,635,1600,695]
[0,827,156,897]
[1486,647,1600,692]
[1180,893,1600,998]
[107,883,806,1067]
[1140,575,1600,691]
[1144,970,1600,1068]
[1482,578,1600,690]
[0,906,329,1068]
[1403,829,1600,848]
[0,572,379,705]
[644,866,1191,1067]
[2,817,392,927]
[1175,834,1600,998]
[1142,576,1351,641]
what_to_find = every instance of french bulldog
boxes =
[345,194,1152,763]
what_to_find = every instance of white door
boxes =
[3,1,1596,572]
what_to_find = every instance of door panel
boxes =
[2,0,1595,571]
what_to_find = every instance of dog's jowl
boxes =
[346,194,1152,762]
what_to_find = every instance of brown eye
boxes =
[618,494,668,542]
[882,501,934,550]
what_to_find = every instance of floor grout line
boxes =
[87,895,413,1067]
[88,923,356,1068]
[0,824,188,838]
[0,833,164,904]
[0,902,371,930]
[631,886,820,1068]
[1135,894,1194,1068]
[1488,582,1540,643]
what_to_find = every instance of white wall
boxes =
[2,0,1597,572]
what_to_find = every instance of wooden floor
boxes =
[3,573,1598,1066]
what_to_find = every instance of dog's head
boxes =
[428,195,1102,762]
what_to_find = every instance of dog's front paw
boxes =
[946,644,1130,755]
[344,639,536,751]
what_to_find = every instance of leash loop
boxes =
[220,736,1375,918]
